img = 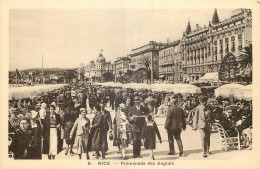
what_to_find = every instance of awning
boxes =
[198,72,218,82]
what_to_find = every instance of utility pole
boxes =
[151,55,153,84]
[42,54,44,84]
[115,64,117,83]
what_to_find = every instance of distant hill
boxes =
[9,68,78,78]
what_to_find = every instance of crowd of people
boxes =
[8,82,253,160]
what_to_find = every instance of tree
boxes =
[118,71,123,83]
[125,69,133,83]
[238,43,252,83]
[238,43,252,69]
[219,52,239,82]
[139,57,153,84]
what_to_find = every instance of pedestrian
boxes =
[42,105,63,160]
[142,114,162,160]
[100,100,113,155]
[9,117,33,159]
[164,99,186,157]
[88,104,106,159]
[113,103,129,159]
[70,108,91,159]
[193,97,213,158]
[63,106,78,156]
[128,96,147,158]
[28,110,42,159]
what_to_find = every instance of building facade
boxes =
[181,8,252,83]
[159,40,182,83]
[82,53,114,81]
[130,41,168,83]
[114,56,131,78]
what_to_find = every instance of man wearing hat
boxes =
[193,96,213,158]
[9,108,24,130]
[29,110,42,159]
[128,96,148,158]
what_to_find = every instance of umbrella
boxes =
[215,83,244,97]
[171,83,201,94]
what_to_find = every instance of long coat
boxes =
[88,112,105,152]
[142,121,161,150]
[62,108,79,144]
[29,120,42,159]
[42,113,63,154]
[10,128,34,159]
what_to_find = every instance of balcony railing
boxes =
[219,49,223,54]
[231,47,235,52]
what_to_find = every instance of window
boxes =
[232,41,235,52]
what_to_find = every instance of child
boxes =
[142,115,162,160]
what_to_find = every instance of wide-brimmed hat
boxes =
[12,108,20,113]
[80,108,87,113]
[30,110,39,119]
[134,96,141,102]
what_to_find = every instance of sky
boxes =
[9,8,234,71]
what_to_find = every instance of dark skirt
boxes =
[64,122,76,144]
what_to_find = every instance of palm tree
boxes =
[238,43,252,83]
[238,43,252,69]
[125,69,133,83]
[139,57,152,84]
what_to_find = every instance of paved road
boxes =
[42,106,252,160]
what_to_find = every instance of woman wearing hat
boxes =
[42,105,63,160]
[69,108,90,159]
[9,117,34,159]
[113,103,129,160]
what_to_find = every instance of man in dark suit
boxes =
[193,96,213,158]
[165,99,186,157]
[128,96,147,158]
[109,89,116,110]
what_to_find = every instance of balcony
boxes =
[219,49,223,54]
[231,47,235,52]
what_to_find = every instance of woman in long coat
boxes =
[88,104,105,159]
[42,105,63,160]
[70,108,90,159]
[113,103,129,160]
[63,103,80,155]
